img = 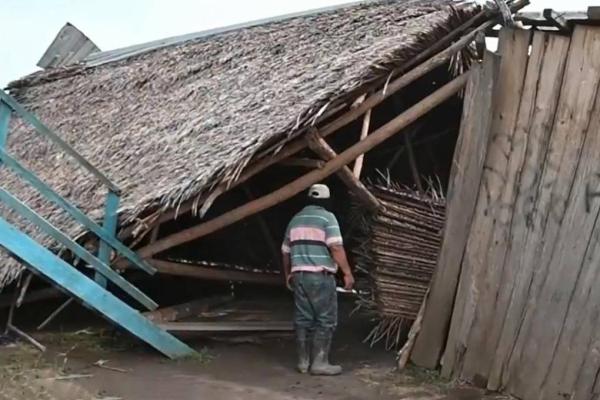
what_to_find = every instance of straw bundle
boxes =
[353,182,445,348]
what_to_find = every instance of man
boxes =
[281,183,355,376]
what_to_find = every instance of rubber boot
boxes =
[310,331,342,376]
[296,328,310,374]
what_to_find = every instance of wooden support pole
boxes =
[143,294,233,323]
[116,20,492,235]
[118,73,468,263]
[307,132,380,211]
[37,298,74,331]
[279,157,325,169]
[353,108,371,178]
[494,0,515,26]
[16,272,33,308]
[150,259,283,286]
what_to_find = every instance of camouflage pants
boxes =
[292,271,338,333]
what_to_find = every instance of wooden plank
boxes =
[456,28,531,383]
[307,133,380,211]
[0,90,120,193]
[588,6,600,21]
[0,217,194,359]
[486,32,571,391]
[0,149,156,275]
[95,190,119,287]
[543,8,571,33]
[159,321,294,332]
[150,259,283,286]
[466,26,540,384]
[528,35,600,400]
[502,26,600,399]
[0,187,158,310]
[120,73,469,264]
[143,295,233,323]
[411,54,498,369]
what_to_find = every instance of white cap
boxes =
[308,184,330,199]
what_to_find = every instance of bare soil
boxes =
[0,311,511,400]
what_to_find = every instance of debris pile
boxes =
[353,182,445,348]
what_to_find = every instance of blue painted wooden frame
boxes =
[0,149,156,275]
[0,217,195,359]
[0,90,119,193]
[0,187,157,310]
[0,100,10,155]
[96,191,120,287]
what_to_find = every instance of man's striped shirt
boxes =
[281,205,343,273]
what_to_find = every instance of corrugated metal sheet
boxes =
[37,23,100,69]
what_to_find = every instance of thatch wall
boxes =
[0,0,479,286]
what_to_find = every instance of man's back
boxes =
[281,205,343,274]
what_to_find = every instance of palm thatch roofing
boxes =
[0,0,481,287]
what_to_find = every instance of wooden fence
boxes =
[413,25,600,400]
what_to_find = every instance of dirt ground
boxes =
[0,298,510,400]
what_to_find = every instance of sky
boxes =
[0,0,590,87]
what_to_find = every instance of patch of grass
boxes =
[39,328,138,353]
[396,365,453,393]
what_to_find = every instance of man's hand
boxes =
[343,273,355,290]
[286,273,294,291]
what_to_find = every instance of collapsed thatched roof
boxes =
[0,0,480,287]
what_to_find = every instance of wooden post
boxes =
[353,108,371,178]
[279,158,325,169]
[118,73,468,264]
[307,132,380,211]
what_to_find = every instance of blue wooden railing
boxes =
[0,90,195,358]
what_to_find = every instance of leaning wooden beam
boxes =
[279,157,325,169]
[352,109,372,178]
[7,323,47,352]
[120,20,493,233]
[118,73,469,263]
[158,321,294,332]
[149,259,283,286]
[307,133,381,211]
[143,294,233,323]
[37,298,74,331]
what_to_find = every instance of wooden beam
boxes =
[307,133,380,211]
[119,20,493,233]
[117,73,468,263]
[494,0,515,27]
[150,259,283,286]
[143,294,233,323]
[159,321,294,332]
[37,298,74,330]
[352,108,371,178]
[543,8,571,33]
[279,157,324,169]
[588,6,600,21]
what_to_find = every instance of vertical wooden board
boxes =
[473,28,543,384]
[458,28,532,383]
[544,213,600,400]
[486,32,571,390]
[411,52,498,369]
[538,42,600,400]
[505,26,600,400]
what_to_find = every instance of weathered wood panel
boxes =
[457,28,531,382]
[411,52,498,368]
[486,32,571,391]
[430,25,600,400]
